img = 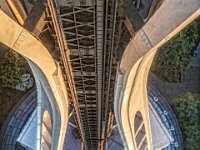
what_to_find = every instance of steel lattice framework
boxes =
[57,2,102,149]
[47,0,149,149]
[54,0,121,149]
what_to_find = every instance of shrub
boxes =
[172,92,200,150]
[0,50,25,88]
[151,18,200,82]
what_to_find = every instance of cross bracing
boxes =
[54,0,129,149]
[28,0,155,149]
[58,3,99,149]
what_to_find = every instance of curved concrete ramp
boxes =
[116,0,200,149]
[0,10,69,150]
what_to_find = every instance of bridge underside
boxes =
[54,0,127,149]
[0,0,153,149]
[54,1,158,149]
[59,4,99,148]
[2,0,199,150]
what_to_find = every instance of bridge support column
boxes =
[116,0,200,149]
[0,10,69,150]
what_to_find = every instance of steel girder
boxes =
[57,3,99,149]
[54,0,123,149]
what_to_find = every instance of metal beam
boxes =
[23,0,47,36]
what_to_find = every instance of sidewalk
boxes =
[148,66,200,103]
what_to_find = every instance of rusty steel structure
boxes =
[54,0,121,149]
[29,0,154,149]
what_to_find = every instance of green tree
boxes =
[0,50,25,88]
[151,18,200,82]
[172,92,200,150]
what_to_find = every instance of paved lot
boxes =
[0,88,37,150]
[148,66,200,103]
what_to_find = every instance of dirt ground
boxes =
[0,87,25,128]
[0,43,33,129]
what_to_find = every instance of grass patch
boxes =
[172,92,200,150]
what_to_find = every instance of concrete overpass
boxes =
[0,5,69,149]
[115,0,200,149]
[0,0,199,150]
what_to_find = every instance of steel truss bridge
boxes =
[55,1,130,149]
[0,0,199,150]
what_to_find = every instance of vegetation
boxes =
[172,92,200,150]
[0,50,25,88]
[0,45,32,130]
[151,18,200,82]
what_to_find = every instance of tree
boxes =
[0,50,25,88]
[172,92,200,149]
[151,18,200,82]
